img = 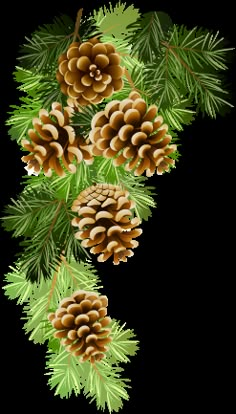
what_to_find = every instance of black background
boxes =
[0,0,235,412]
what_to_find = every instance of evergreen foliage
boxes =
[2,1,234,411]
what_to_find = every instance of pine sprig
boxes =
[18,15,75,73]
[18,13,100,73]
[144,24,234,116]
[1,184,90,282]
[46,339,134,412]
[93,1,140,40]
[2,4,234,411]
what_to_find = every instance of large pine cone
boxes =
[21,102,93,177]
[56,38,124,107]
[89,91,177,176]
[71,183,142,265]
[48,290,112,363]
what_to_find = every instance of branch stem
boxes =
[73,8,83,42]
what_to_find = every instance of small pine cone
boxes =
[71,183,142,265]
[21,102,93,177]
[56,37,124,108]
[48,290,112,363]
[89,91,177,176]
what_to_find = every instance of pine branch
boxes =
[46,346,132,411]
[46,347,86,398]
[18,14,75,72]
[1,184,90,282]
[93,1,140,40]
[144,24,234,116]
[1,186,56,237]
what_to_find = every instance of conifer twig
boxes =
[73,8,83,42]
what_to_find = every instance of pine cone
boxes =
[48,290,112,363]
[56,38,124,108]
[71,183,142,265]
[21,102,93,177]
[89,91,177,176]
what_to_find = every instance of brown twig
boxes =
[60,254,79,287]
[73,8,83,43]
[91,362,105,382]
[46,264,60,311]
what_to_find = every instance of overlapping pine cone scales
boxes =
[71,183,142,265]
[89,91,177,176]
[21,102,93,177]
[56,37,124,107]
[48,290,112,363]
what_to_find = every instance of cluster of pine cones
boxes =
[21,36,177,268]
[21,37,176,178]
[24,33,178,365]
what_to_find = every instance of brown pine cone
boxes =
[89,91,177,176]
[71,183,142,265]
[48,290,112,363]
[21,102,94,177]
[56,37,124,108]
